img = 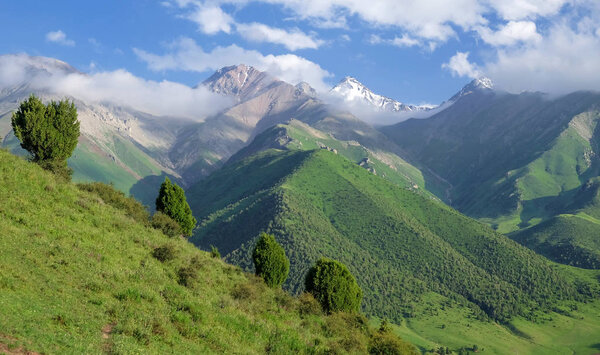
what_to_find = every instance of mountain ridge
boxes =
[330,76,434,113]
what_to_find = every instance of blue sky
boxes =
[1,0,599,107]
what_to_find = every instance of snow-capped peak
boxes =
[330,76,433,113]
[473,77,494,89]
[449,77,495,102]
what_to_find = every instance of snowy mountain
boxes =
[330,76,434,113]
[448,77,494,102]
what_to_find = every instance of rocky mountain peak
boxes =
[294,81,316,98]
[202,64,277,100]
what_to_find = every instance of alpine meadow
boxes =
[2,1,600,354]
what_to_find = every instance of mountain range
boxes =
[3,54,600,353]
[4,55,600,269]
[1,56,441,206]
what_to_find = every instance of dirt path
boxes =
[101,323,115,353]
[0,335,40,355]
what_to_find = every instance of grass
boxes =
[2,128,172,210]
[376,294,600,354]
[0,149,416,354]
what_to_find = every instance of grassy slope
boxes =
[509,175,600,269]
[479,111,600,234]
[383,92,600,270]
[381,293,600,354]
[188,149,598,326]
[0,149,416,354]
[230,119,433,196]
[2,131,170,208]
[382,92,600,223]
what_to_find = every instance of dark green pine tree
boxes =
[11,94,80,178]
[252,233,290,288]
[155,177,197,236]
[305,258,363,313]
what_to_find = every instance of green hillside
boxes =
[188,149,598,325]
[510,214,600,269]
[0,149,416,354]
[509,176,600,269]
[382,91,600,268]
[230,119,433,196]
[2,131,172,208]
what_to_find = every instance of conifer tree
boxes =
[305,258,362,313]
[252,233,289,288]
[155,177,196,236]
[11,94,80,178]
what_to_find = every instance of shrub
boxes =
[12,95,80,179]
[78,182,149,224]
[210,245,221,259]
[151,212,182,238]
[305,258,362,313]
[177,259,203,287]
[152,244,177,262]
[155,177,196,236]
[368,331,418,355]
[379,319,392,333]
[39,159,73,181]
[231,282,258,300]
[297,292,323,316]
[252,233,290,288]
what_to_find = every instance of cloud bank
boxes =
[443,18,600,95]
[133,38,333,92]
[0,54,232,120]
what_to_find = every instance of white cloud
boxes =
[486,0,568,21]
[162,0,578,50]
[476,21,541,46]
[165,1,323,50]
[134,38,333,91]
[484,22,600,94]
[165,0,488,46]
[257,0,487,44]
[185,3,234,34]
[442,17,600,95]
[0,54,232,120]
[442,52,482,79]
[45,30,75,46]
[370,34,420,48]
[236,23,323,51]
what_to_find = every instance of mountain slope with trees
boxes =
[0,149,416,354]
[188,149,598,325]
[381,82,600,268]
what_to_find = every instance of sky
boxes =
[1,0,600,109]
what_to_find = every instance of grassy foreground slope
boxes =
[0,149,415,354]
[189,149,598,326]
[2,131,169,208]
